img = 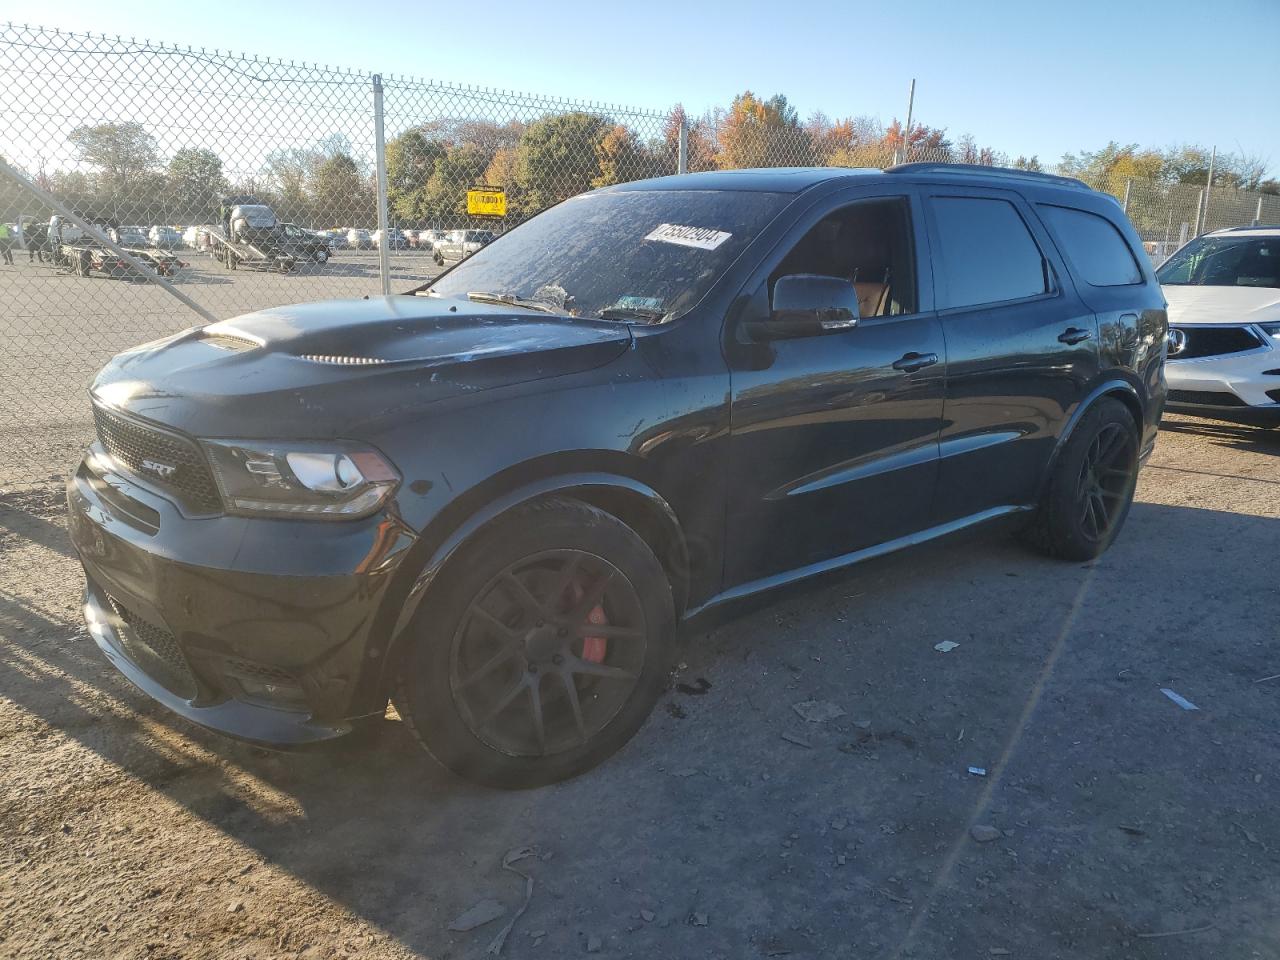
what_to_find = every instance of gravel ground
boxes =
[1,413,1278,960]
[0,249,439,486]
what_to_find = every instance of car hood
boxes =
[1162,285,1280,325]
[92,295,633,438]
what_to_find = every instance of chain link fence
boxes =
[2,22,1277,490]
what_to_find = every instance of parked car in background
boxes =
[67,164,1164,789]
[433,229,496,264]
[149,226,182,249]
[346,228,373,250]
[114,225,149,247]
[1157,224,1280,429]
[416,229,447,251]
[278,222,332,263]
[372,228,409,251]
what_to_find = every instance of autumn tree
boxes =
[385,128,448,223]
[883,121,951,163]
[664,104,718,172]
[716,92,811,169]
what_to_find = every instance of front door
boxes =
[723,192,946,588]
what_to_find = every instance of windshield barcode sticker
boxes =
[644,223,732,251]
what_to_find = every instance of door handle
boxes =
[1058,327,1093,345]
[892,351,939,373]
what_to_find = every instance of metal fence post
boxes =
[1121,178,1132,214]
[1256,195,1265,225]
[1192,190,1204,237]
[678,119,688,175]
[372,73,392,297]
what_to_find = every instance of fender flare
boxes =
[382,471,686,670]
[1035,378,1144,501]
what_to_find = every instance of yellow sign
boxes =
[466,188,507,217]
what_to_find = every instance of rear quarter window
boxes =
[1038,204,1142,287]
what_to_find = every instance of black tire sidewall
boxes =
[1041,399,1140,560]
[396,498,675,789]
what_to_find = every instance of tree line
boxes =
[3,92,1276,231]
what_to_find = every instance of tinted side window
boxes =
[931,197,1048,309]
[1038,204,1141,286]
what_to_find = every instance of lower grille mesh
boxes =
[1168,388,1247,407]
[107,596,198,699]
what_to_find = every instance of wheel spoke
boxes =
[559,671,587,745]
[527,678,547,754]
[470,605,519,641]
[500,573,545,620]
[1096,428,1128,469]
[543,553,583,612]
[565,569,615,625]
[573,623,644,641]
[1083,497,1099,538]
[1091,491,1110,530]
[566,655,637,682]
[479,676,527,727]
[458,643,519,688]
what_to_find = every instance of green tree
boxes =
[385,128,447,223]
[166,148,227,221]
[515,112,612,212]
[422,144,488,223]
[67,122,159,193]
[309,153,371,226]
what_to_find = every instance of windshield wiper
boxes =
[598,306,667,324]
[465,291,565,315]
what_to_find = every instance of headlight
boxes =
[202,439,399,519]
[1259,322,1280,341]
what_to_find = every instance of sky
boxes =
[13,0,1280,173]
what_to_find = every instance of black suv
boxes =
[67,165,1167,787]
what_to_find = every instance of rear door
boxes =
[923,188,1099,522]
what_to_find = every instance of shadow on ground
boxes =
[2,495,1278,959]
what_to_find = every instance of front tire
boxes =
[1024,398,1140,561]
[394,498,675,789]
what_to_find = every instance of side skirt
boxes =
[684,504,1033,622]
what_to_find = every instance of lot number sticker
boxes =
[644,223,732,250]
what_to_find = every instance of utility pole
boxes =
[896,78,916,166]
[1200,145,1216,235]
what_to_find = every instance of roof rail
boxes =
[1221,223,1280,231]
[886,162,1090,190]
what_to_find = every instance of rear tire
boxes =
[1023,398,1140,561]
[394,497,675,789]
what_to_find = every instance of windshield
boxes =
[1157,235,1280,288]
[423,189,789,320]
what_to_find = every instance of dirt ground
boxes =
[2,413,1278,960]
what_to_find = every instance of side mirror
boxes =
[749,274,861,341]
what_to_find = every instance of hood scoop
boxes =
[198,331,260,353]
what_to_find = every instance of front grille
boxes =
[1169,325,1264,360]
[93,404,222,514]
[1168,389,1247,407]
[106,596,198,699]
[221,656,296,684]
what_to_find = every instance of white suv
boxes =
[1157,225,1280,429]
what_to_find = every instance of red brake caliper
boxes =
[566,580,609,664]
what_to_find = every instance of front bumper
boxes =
[1166,337,1280,426]
[67,448,416,746]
